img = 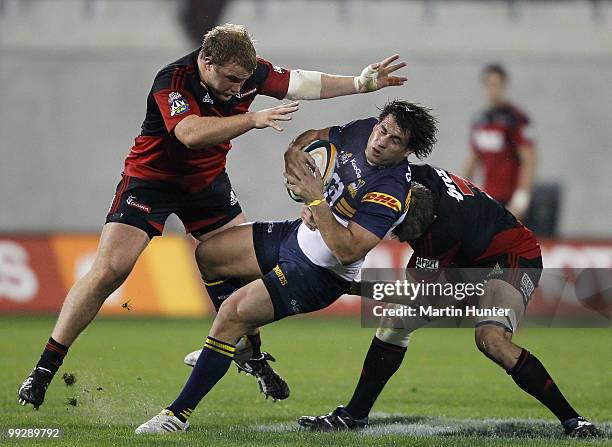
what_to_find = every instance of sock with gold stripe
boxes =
[167,336,235,422]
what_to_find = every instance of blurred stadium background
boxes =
[0,1,610,445]
[1,0,610,315]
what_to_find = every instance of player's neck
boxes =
[488,98,508,108]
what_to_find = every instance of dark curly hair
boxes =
[392,182,438,242]
[378,100,438,159]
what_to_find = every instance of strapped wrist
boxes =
[307,198,325,207]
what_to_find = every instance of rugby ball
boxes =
[287,140,337,202]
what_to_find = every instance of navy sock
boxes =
[246,332,262,358]
[167,336,235,422]
[36,337,69,375]
[345,337,407,419]
[204,278,241,312]
[507,349,579,423]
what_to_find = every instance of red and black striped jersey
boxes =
[406,163,540,269]
[469,103,534,204]
[124,49,290,192]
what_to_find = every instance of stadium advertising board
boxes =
[1,236,610,319]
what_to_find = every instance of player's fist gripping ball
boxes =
[287,140,337,202]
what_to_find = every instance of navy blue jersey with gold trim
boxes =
[327,118,412,238]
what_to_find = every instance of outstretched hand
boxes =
[357,54,407,93]
[252,101,299,131]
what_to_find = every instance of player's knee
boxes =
[195,241,222,280]
[216,299,242,327]
[475,325,508,359]
[90,260,131,293]
[213,299,250,341]
[375,327,412,348]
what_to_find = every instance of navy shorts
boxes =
[105,171,242,239]
[252,220,351,321]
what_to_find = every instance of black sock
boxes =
[345,337,407,420]
[507,349,580,423]
[204,278,242,312]
[35,337,69,375]
[246,332,262,358]
[167,336,235,422]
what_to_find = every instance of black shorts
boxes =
[105,171,242,239]
[252,220,351,321]
[472,253,543,307]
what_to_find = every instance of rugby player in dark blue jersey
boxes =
[18,23,410,411]
[135,101,437,433]
[298,163,598,438]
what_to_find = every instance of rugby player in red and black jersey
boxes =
[299,164,598,438]
[18,24,408,410]
[463,64,536,220]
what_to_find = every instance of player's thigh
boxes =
[91,222,150,282]
[195,212,247,242]
[179,171,244,238]
[195,222,261,280]
[210,280,275,341]
[475,278,525,334]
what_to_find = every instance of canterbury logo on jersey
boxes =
[362,192,402,212]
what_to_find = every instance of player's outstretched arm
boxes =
[286,55,407,100]
[174,102,299,149]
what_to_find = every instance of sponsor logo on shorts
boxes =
[290,299,301,314]
[126,196,151,214]
[415,257,439,271]
[488,263,504,277]
[273,265,288,286]
[362,192,401,212]
[230,190,238,206]
[168,91,190,116]
[520,273,535,298]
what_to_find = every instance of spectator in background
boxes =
[462,63,536,220]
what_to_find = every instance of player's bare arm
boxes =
[174,102,299,149]
[284,166,380,265]
[507,143,536,218]
[286,54,407,100]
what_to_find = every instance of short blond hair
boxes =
[200,23,257,73]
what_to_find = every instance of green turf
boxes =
[1,316,610,446]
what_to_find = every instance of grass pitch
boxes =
[1,316,610,446]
